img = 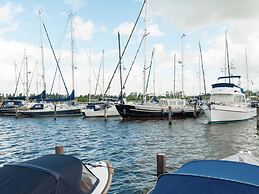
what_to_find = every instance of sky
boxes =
[0,0,259,97]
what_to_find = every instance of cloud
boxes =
[113,22,134,36]
[65,0,86,11]
[0,2,23,35]
[73,16,94,41]
[149,0,259,31]
[148,24,165,37]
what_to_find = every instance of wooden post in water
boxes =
[257,107,259,130]
[194,103,197,118]
[54,103,57,120]
[55,146,64,155]
[104,107,107,122]
[157,153,166,177]
[168,106,172,125]
[15,107,18,118]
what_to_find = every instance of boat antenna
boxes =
[199,41,206,95]
[225,31,231,83]
[104,0,146,97]
[42,21,70,96]
[39,10,46,93]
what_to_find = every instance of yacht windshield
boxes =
[80,164,99,193]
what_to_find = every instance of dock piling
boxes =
[194,103,197,118]
[257,107,259,130]
[157,153,166,177]
[168,106,172,125]
[55,146,64,155]
[54,104,57,120]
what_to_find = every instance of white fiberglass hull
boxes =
[82,106,119,118]
[205,104,256,123]
[87,161,114,194]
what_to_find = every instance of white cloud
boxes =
[65,0,86,11]
[73,16,94,41]
[148,24,165,37]
[113,22,134,36]
[0,2,23,35]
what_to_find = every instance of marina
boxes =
[0,116,259,193]
[0,0,259,193]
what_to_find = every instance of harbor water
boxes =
[0,116,258,193]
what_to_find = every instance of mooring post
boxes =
[54,103,57,120]
[104,107,107,122]
[15,107,18,118]
[257,107,259,130]
[194,103,197,118]
[168,106,172,125]
[55,146,64,155]
[157,153,166,177]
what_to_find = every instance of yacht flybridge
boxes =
[205,76,256,123]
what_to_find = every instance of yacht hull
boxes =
[116,104,200,119]
[205,105,256,123]
[82,106,119,118]
[18,108,82,117]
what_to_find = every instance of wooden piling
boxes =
[168,106,172,125]
[54,104,57,120]
[257,107,259,130]
[194,103,197,118]
[104,107,107,122]
[157,153,166,177]
[55,146,64,155]
[15,107,18,118]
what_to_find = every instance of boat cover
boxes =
[151,160,259,194]
[0,154,95,194]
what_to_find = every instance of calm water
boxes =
[0,116,259,193]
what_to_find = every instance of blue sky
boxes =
[0,0,259,96]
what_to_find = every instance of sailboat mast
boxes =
[102,50,105,98]
[225,31,231,83]
[245,47,249,91]
[118,32,123,103]
[153,49,156,96]
[88,48,92,102]
[70,11,75,95]
[173,54,176,96]
[143,0,148,103]
[199,41,206,95]
[181,34,185,98]
[25,56,29,99]
[39,10,46,92]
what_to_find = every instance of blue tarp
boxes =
[151,160,259,194]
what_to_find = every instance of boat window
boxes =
[80,164,99,193]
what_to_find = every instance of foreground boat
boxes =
[116,98,202,119]
[0,154,113,194]
[0,100,26,116]
[150,151,259,194]
[204,76,256,123]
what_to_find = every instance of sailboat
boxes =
[18,11,81,118]
[204,33,256,123]
[115,2,201,119]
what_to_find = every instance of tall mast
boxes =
[198,56,201,95]
[245,47,249,91]
[88,47,92,102]
[173,53,176,96]
[143,0,148,103]
[225,31,231,83]
[181,34,185,98]
[14,61,17,95]
[36,61,39,94]
[25,56,29,99]
[118,32,123,103]
[153,49,156,96]
[70,11,75,95]
[199,41,206,95]
[39,10,46,92]
[102,50,105,98]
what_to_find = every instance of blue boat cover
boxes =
[0,154,97,194]
[151,160,259,194]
